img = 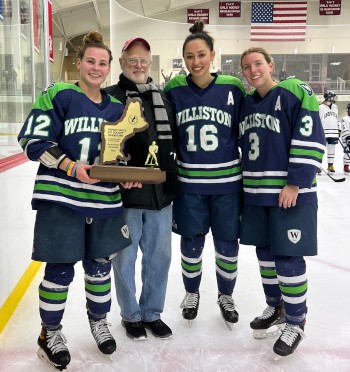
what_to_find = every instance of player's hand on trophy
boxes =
[77,164,101,184]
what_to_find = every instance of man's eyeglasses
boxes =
[123,57,152,66]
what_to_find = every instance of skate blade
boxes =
[37,348,67,371]
[224,320,234,331]
[221,312,238,331]
[105,353,115,362]
[274,353,283,361]
[98,349,116,362]
[253,323,285,340]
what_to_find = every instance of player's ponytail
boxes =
[76,30,113,63]
[183,20,214,56]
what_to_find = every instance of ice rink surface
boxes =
[1,143,349,371]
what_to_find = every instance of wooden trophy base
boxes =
[89,165,166,184]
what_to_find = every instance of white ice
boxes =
[1,143,350,372]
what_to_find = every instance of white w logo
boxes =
[121,225,130,239]
[287,229,301,244]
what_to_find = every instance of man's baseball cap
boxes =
[122,37,151,52]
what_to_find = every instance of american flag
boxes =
[250,2,307,42]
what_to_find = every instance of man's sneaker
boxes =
[37,325,71,371]
[273,323,305,357]
[250,305,286,339]
[88,316,116,355]
[122,320,147,340]
[180,292,200,326]
[142,319,173,339]
[217,294,238,330]
[327,164,335,173]
[344,165,350,174]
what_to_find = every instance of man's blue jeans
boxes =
[112,204,172,322]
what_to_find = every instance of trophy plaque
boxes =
[89,98,166,184]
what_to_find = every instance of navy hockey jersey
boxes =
[165,74,245,195]
[18,82,125,218]
[239,79,326,206]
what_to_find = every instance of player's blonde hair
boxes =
[240,47,273,69]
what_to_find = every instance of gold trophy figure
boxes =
[145,141,159,166]
[89,98,166,184]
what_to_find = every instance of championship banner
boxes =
[219,2,241,18]
[48,0,53,62]
[319,0,341,15]
[187,9,209,24]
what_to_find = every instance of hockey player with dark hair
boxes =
[239,47,326,358]
[165,20,245,330]
[18,31,140,370]
[340,103,350,174]
[319,91,339,173]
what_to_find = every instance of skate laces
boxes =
[217,295,236,311]
[258,306,276,320]
[280,324,305,346]
[180,292,199,309]
[89,318,113,344]
[46,328,68,354]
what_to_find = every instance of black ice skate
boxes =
[273,323,305,359]
[217,294,238,330]
[180,292,200,327]
[250,304,286,339]
[37,325,70,371]
[88,316,116,355]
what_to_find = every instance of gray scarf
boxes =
[126,79,172,141]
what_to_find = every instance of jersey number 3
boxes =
[248,132,259,160]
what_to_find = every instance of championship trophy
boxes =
[89,98,166,184]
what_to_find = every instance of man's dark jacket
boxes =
[105,74,177,210]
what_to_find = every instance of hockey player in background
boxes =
[239,47,326,358]
[165,20,245,330]
[340,103,350,174]
[319,91,339,173]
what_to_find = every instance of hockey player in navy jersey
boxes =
[319,91,339,173]
[340,103,350,174]
[165,20,245,329]
[239,47,326,358]
[18,31,140,370]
